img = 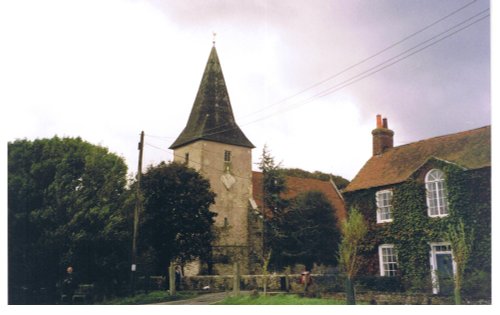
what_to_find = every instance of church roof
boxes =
[252,171,346,222]
[344,125,491,192]
[170,46,254,149]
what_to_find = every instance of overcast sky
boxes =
[0,0,492,181]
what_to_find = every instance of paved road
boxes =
[155,291,241,305]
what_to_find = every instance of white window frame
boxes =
[429,242,456,294]
[376,189,393,223]
[379,244,398,277]
[425,169,449,217]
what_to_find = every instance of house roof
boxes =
[170,46,254,149]
[252,171,346,221]
[345,125,491,192]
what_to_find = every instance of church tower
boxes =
[170,45,259,275]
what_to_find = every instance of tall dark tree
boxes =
[258,145,287,217]
[8,137,130,303]
[138,162,216,275]
[274,191,341,271]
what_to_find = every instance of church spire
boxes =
[170,46,254,149]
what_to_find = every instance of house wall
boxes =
[344,163,491,296]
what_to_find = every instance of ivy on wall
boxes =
[345,162,491,295]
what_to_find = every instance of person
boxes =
[61,266,77,304]
[300,270,312,292]
[174,266,182,291]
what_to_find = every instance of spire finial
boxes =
[212,31,217,46]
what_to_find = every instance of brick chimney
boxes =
[372,114,394,156]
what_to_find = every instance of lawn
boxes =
[100,290,198,305]
[215,294,348,305]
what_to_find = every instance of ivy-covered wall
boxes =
[344,161,490,296]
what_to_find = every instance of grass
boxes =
[215,294,348,305]
[100,290,198,305]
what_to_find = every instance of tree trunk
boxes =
[454,273,462,305]
[345,277,355,305]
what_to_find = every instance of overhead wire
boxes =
[179,8,490,137]
[161,0,483,139]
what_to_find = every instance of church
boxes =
[169,45,346,275]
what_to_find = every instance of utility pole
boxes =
[131,130,144,296]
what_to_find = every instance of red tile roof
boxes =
[345,126,491,192]
[252,171,346,221]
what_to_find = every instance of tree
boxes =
[8,137,130,303]
[338,207,367,305]
[258,145,287,217]
[274,191,341,271]
[139,162,216,275]
[446,219,474,305]
[280,168,350,190]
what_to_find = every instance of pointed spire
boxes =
[170,46,254,149]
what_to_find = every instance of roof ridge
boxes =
[390,125,490,151]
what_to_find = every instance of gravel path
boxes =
[155,291,244,305]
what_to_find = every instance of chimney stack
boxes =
[372,114,394,156]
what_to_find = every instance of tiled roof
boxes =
[252,171,346,221]
[170,46,254,149]
[345,126,491,192]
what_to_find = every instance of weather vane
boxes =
[212,31,217,46]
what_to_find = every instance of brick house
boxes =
[344,115,490,296]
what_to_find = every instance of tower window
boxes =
[224,150,231,162]
[184,152,189,164]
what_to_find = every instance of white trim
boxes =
[376,189,393,223]
[429,242,456,294]
[378,244,398,276]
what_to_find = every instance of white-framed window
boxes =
[379,244,398,276]
[425,169,448,217]
[376,189,393,223]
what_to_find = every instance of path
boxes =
[155,291,248,305]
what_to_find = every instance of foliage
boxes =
[338,207,367,305]
[216,294,348,305]
[8,137,130,303]
[338,207,367,278]
[258,144,288,217]
[281,168,350,190]
[344,161,490,298]
[445,219,473,304]
[273,191,341,270]
[139,162,216,275]
[356,275,404,292]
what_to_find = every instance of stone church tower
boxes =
[170,45,262,275]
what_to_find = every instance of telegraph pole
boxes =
[131,130,144,296]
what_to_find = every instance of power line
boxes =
[163,0,483,139]
[183,9,489,137]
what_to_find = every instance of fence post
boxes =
[169,263,176,296]
[233,262,240,296]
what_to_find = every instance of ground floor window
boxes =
[379,244,398,276]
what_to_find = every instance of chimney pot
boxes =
[376,114,382,128]
[383,118,388,129]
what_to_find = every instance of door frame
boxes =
[429,242,456,294]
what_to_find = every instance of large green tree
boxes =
[8,137,130,303]
[274,191,341,271]
[138,162,216,275]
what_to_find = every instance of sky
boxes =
[0,0,492,181]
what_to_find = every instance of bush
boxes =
[462,270,491,300]
[357,276,404,292]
